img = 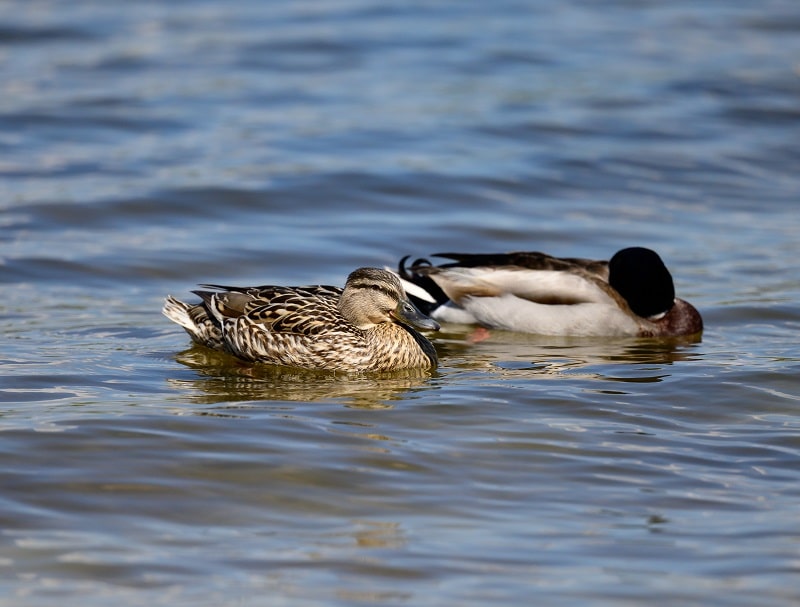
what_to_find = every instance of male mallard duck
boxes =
[163,267,439,372]
[397,247,702,337]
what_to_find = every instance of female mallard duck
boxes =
[397,247,703,337]
[163,267,439,372]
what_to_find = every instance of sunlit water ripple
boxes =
[1,1,799,606]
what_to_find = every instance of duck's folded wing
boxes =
[195,285,345,334]
[433,252,609,279]
[424,265,621,307]
[240,287,346,336]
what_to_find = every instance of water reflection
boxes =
[433,327,703,384]
[168,346,434,407]
[168,329,704,404]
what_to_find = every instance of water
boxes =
[2,1,800,605]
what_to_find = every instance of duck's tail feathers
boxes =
[162,295,197,332]
[392,256,451,315]
[163,295,225,349]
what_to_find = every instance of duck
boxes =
[163,267,439,372]
[396,247,703,338]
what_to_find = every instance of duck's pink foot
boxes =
[468,327,492,343]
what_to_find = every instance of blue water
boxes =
[1,1,800,605]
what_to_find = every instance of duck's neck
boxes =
[365,323,437,370]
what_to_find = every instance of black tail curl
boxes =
[397,256,451,315]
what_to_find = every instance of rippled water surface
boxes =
[2,1,800,605]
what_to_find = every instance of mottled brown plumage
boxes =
[163,268,439,372]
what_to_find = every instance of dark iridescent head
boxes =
[608,247,675,318]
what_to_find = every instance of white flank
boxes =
[431,302,479,324]
[459,294,640,336]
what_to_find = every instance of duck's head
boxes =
[610,247,703,336]
[609,247,676,318]
[339,267,441,332]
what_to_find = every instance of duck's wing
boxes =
[433,251,609,279]
[411,252,618,307]
[423,265,622,309]
[197,285,346,336]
